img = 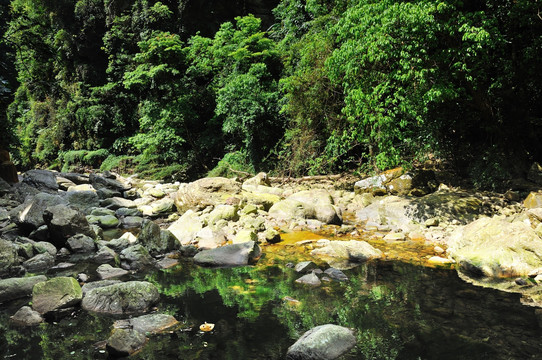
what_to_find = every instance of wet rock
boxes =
[43,204,95,248]
[10,306,44,326]
[324,268,349,282]
[33,241,57,256]
[67,234,96,253]
[120,245,155,271]
[0,275,47,303]
[106,328,147,357]
[32,277,82,315]
[448,216,542,277]
[383,232,405,241]
[13,193,66,230]
[23,253,54,273]
[174,177,241,213]
[61,173,89,185]
[113,313,179,334]
[295,273,321,287]
[82,281,159,314]
[193,241,261,267]
[286,324,356,360]
[22,170,58,192]
[0,238,19,275]
[515,278,528,286]
[116,207,142,217]
[97,264,129,280]
[294,261,319,273]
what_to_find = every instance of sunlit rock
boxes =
[286,324,356,360]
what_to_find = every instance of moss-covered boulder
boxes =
[0,238,19,276]
[82,281,159,315]
[193,241,261,267]
[207,205,239,225]
[32,277,82,315]
[448,217,542,278]
[311,240,383,270]
[0,275,47,303]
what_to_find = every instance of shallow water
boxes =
[1,255,542,360]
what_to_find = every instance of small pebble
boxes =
[515,278,528,286]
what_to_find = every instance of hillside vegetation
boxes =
[1,0,541,187]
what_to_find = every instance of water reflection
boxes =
[1,259,541,359]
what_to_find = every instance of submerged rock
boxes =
[32,277,83,315]
[82,281,159,315]
[286,324,356,360]
[295,273,321,287]
[113,313,179,334]
[106,328,147,357]
[193,241,261,267]
[10,306,44,326]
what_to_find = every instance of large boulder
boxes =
[0,238,19,276]
[66,234,96,253]
[174,177,241,213]
[81,281,159,315]
[22,170,58,192]
[0,275,47,303]
[64,190,100,214]
[524,192,542,209]
[447,216,542,278]
[22,253,55,273]
[288,189,342,225]
[107,329,147,357]
[13,193,66,230]
[193,241,261,267]
[43,204,95,248]
[269,199,316,221]
[286,324,356,360]
[32,277,83,315]
[311,240,382,270]
[167,210,203,246]
[89,173,131,193]
[356,190,490,231]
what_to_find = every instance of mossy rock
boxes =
[32,277,82,315]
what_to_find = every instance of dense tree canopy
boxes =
[1,0,541,186]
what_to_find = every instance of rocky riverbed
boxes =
[2,166,542,358]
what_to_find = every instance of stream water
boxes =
[1,252,542,360]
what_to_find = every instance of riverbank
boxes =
[2,167,542,358]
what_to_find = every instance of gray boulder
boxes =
[64,190,100,215]
[32,276,83,315]
[43,204,95,248]
[106,329,147,357]
[66,234,96,253]
[174,177,241,213]
[13,193,66,230]
[167,210,203,246]
[81,281,159,314]
[295,273,321,287]
[89,173,131,193]
[193,241,261,267]
[286,324,356,360]
[60,172,90,185]
[121,216,143,228]
[0,238,19,275]
[0,275,47,303]
[311,240,382,270]
[23,253,55,273]
[81,279,121,296]
[120,245,155,271]
[10,306,44,326]
[101,197,136,210]
[94,246,119,264]
[22,170,58,192]
[96,264,129,280]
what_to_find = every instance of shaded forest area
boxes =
[0,0,541,188]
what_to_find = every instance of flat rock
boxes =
[32,277,82,315]
[106,329,147,357]
[97,264,129,279]
[23,253,55,273]
[113,313,179,334]
[82,281,159,315]
[295,273,321,287]
[22,170,58,192]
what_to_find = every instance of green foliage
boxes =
[208,151,254,178]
